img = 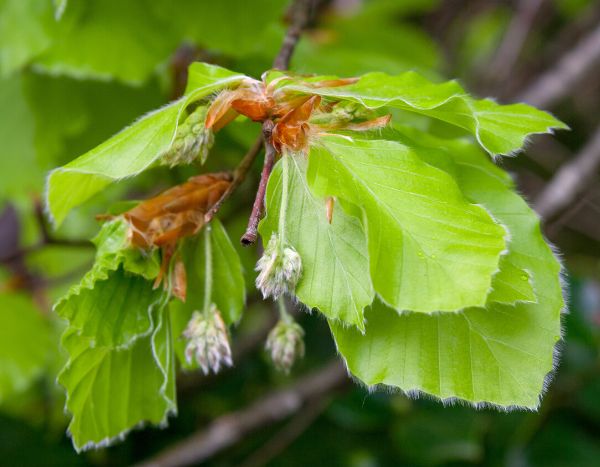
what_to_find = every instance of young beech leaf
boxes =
[184,61,247,96]
[56,218,160,307]
[59,296,175,452]
[259,153,373,330]
[487,256,535,305]
[281,71,567,156]
[55,267,163,349]
[46,64,247,226]
[0,293,51,403]
[170,220,245,369]
[307,135,507,313]
[378,125,537,307]
[331,139,564,409]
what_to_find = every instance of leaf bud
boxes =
[162,106,214,167]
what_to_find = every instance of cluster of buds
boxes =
[265,317,305,373]
[255,233,302,299]
[182,305,233,375]
[162,105,214,167]
[310,101,370,126]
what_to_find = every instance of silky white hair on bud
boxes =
[255,233,302,300]
[182,305,233,375]
[266,318,305,373]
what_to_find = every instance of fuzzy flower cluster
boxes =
[255,233,302,299]
[162,105,214,167]
[183,305,232,375]
[266,318,305,373]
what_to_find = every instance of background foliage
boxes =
[1,0,600,465]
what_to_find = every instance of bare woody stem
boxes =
[273,0,315,70]
[135,360,347,467]
[241,121,277,245]
[204,0,318,242]
[203,137,264,224]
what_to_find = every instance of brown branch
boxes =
[241,121,277,245]
[238,0,318,241]
[273,0,316,70]
[204,136,264,224]
[239,396,330,467]
[1,201,92,265]
[483,0,546,94]
[518,23,600,108]
[136,361,348,467]
[534,124,600,219]
[203,0,318,229]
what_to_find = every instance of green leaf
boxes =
[0,0,55,76]
[45,63,243,226]
[0,293,50,403]
[150,0,286,60]
[56,219,159,306]
[331,139,564,408]
[0,76,44,200]
[22,71,164,170]
[259,153,373,330]
[308,135,507,313]
[59,299,175,451]
[91,219,160,280]
[53,0,67,20]
[45,100,180,226]
[171,220,245,367]
[33,0,176,84]
[488,256,535,305]
[383,125,536,307]
[184,61,249,95]
[55,267,163,349]
[284,71,567,155]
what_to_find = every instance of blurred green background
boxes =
[1,0,600,465]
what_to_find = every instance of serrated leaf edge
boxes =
[59,293,176,452]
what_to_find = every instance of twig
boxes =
[1,202,92,265]
[518,23,600,108]
[535,124,600,219]
[203,0,317,230]
[204,136,264,224]
[483,0,546,93]
[239,396,331,467]
[241,121,277,245]
[273,0,316,70]
[136,361,347,467]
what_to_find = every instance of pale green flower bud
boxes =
[266,318,305,373]
[183,305,232,375]
[161,106,214,167]
[255,233,302,299]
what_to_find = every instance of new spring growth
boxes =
[162,105,214,167]
[183,305,233,375]
[266,316,305,373]
[255,233,302,299]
